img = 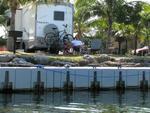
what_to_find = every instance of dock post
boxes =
[63,65,73,91]
[90,65,100,91]
[116,71,125,91]
[34,70,44,94]
[1,71,12,93]
[140,71,148,91]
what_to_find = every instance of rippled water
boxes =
[0,90,150,113]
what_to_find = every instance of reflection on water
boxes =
[0,91,150,112]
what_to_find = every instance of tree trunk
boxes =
[145,32,149,46]
[125,39,128,53]
[118,41,121,55]
[134,35,137,55]
[7,9,16,51]
[106,11,112,54]
[78,23,82,38]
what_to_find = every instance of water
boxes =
[0,91,150,113]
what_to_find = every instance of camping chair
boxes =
[90,39,101,54]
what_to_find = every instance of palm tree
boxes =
[0,0,36,51]
[74,0,95,38]
[113,22,136,54]
[124,1,144,55]
[0,0,8,23]
[140,3,150,46]
[88,0,126,53]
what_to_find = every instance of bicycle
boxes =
[44,24,74,53]
[59,24,74,42]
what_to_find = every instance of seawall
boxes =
[0,67,149,92]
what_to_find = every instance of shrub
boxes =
[0,36,6,46]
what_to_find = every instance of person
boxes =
[71,38,84,54]
[63,39,71,55]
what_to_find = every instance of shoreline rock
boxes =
[0,54,149,67]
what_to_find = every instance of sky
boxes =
[70,0,150,4]
[126,0,150,3]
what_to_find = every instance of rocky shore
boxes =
[0,52,149,67]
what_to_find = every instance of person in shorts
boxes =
[71,38,84,54]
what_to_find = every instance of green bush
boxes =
[0,36,6,46]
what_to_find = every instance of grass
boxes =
[48,55,83,62]
[0,51,84,63]
[15,51,85,63]
[0,51,13,54]
[0,50,149,63]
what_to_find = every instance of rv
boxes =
[15,1,74,53]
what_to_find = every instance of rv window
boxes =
[54,11,64,21]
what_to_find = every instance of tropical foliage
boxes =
[74,0,150,55]
[0,0,150,55]
[0,0,38,51]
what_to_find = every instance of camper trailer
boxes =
[15,2,74,53]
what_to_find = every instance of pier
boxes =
[0,67,149,93]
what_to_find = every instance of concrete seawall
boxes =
[0,67,149,92]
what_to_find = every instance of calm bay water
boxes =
[0,90,150,113]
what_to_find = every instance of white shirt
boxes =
[71,40,83,46]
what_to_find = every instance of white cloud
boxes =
[70,0,150,4]
[126,0,150,3]
[70,0,75,4]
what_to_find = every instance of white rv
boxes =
[15,2,74,53]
